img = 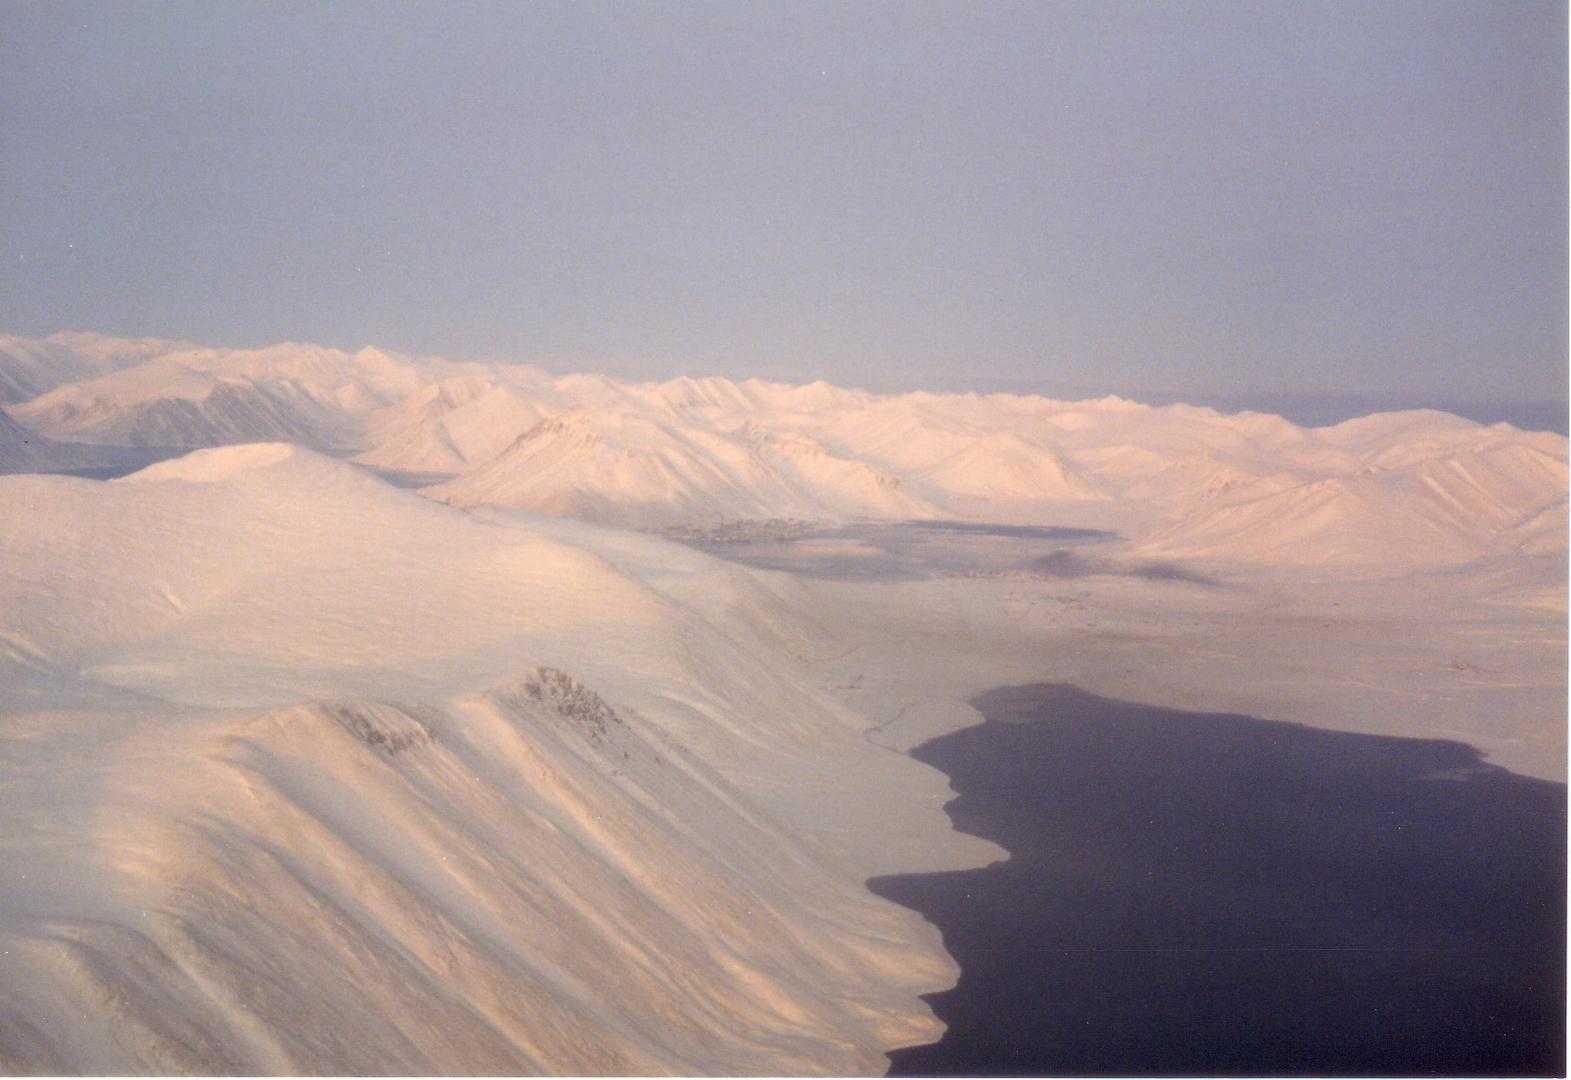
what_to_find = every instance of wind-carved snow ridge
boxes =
[0,439,968,1074]
[0,678,955,1073]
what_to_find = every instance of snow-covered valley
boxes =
[0,331,1563,1072]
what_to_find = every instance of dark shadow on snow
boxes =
[1031,548,1223,587]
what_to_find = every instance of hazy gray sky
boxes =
[1,0,1564,412]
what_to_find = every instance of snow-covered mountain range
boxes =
[0,330,1562,1072]
[4,331,1563,566]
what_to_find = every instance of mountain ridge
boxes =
[2,331,1563,567]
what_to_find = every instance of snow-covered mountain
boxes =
[0,445,961,1073]
[354,374,551,474]
[0,331,191,404]
[2,331,1564,567]
[0,330,1563,1072]
[8,342,426,449]
[426,410,937,528]
[1137,422,1568,565]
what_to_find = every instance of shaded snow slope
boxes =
[0,445,972,1074]
[9,342,428,449]
[0,331,190,404]
[0,410,98,472]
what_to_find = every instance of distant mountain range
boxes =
[3,331,1565,567]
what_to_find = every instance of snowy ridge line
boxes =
[0,683,943,1073]
[1,329,1565,564]
[0,448,979,1072]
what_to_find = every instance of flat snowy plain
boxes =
[0,331,1563,1073]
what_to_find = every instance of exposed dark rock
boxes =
[325,703,435,756]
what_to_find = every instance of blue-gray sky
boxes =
[1,0,1564,420]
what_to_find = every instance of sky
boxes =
[1,0,1565,423]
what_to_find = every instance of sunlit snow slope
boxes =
[0,446,959,1074]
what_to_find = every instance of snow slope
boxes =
[0,445,968,1074]
[9,342,427,449]
[0,331,189,404]
[1139,430,1569,566]
[354,375,550,474]
[0,409,97,472]
[425,410,937,528]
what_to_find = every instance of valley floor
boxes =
[795,553,1565,792]
[766,547,1565,1074]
